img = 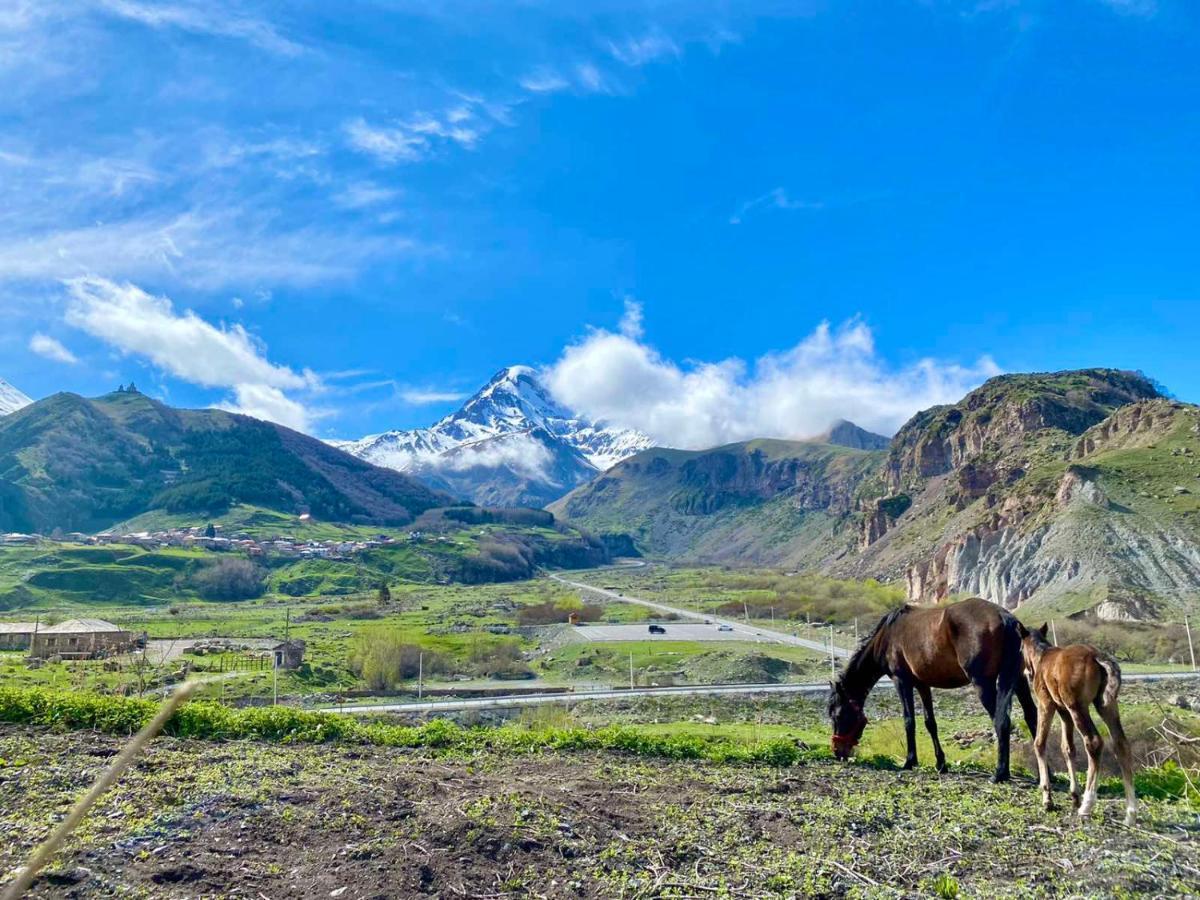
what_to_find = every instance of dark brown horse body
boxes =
[828,597,1037,782]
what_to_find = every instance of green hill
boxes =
[0,390,449,533]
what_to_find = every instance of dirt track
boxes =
[1,724,1197,898]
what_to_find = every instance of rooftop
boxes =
[40,618,125,634]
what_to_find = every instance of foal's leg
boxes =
[915,683,947,773]
[1058,709,1081,809]
[1069,705,1104,819]
[895,672,918,770]
[1097,700,1137,825]
[1033,700,1057,811]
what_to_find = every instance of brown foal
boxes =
[1021,625,1137,825]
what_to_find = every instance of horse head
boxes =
[827,680,868,760]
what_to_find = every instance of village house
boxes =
[0,622,38,651]
[272,639,306,670]
[30,619,141,660]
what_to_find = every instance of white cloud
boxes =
[334,182,400,209]
[0,210,408,289]
[543,313,1000,449]
[400,389,468,405]
[519,68,570,93]
[29,332,79,364]
[345,111,483,164]
[575,62,613,94]
[608,32,681,67]
[730,187,825,225]
[63,276,321,431]
[216,383,313,432]
[93,0,305,56]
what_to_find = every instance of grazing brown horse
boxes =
[827,598,1037,782]
[1021,624,1136,825]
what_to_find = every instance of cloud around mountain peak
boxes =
[542,307,1001,449]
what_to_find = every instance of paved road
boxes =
[570,623,796,644]
[549,572,851,658]
[319,670,1200,715]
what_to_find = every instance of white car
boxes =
[717,624,734,632]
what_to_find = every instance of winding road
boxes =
[548,571,851,658]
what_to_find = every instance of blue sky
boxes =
[1,0,1196,444]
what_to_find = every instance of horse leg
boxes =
[1058,709,1081,809]
[979,674,1015,784]
[1033,700,1057,811]
[1097,700,1137,825]
[1069,705,1104,819]
[1016,673,1039,739]
[895,672,918,770]
[916,683,947,773]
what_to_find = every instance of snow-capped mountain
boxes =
[0,378,32,416]
[335,366,653,507]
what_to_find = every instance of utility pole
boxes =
[272,653,278,707]
[829,625,836,679]
[1187,617,1197,673]
[743,600,749,622]
[418,652,424,699]
[629,651,634,690]
[854,617,859,645]
[1050,620,1058,645]
[285,608,290,642]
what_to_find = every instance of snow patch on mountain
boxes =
[0,378,32,416]
[335,366,654,506]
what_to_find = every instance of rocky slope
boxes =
[554,369,1200,620]
[334,366,652,507]
[0,378,31,416]
[0,389,449,533]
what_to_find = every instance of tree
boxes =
[191,558,265,601]
[204,522,217,538]
[377,581,392,606]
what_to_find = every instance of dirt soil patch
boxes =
[1,724,1197,898]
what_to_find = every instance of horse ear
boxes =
[1038,623,1050,638]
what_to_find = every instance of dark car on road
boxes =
[648,624,666,635]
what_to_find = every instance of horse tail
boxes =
[1096,653,1122,710]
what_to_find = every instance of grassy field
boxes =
[2,683,1200,897]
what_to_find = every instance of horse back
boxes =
[890,598,1013,688]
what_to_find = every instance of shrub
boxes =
[348,630,444,690]
[191,558,265,601]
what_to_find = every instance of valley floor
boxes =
[2,724,1198,899]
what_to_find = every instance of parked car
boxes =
[648,624,667,635]
[717,624,734,632]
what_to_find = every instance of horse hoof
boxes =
[1124,813,1137,827]
[935,762,948,775]
[1070,793,1081,810]
[990,772,1011,784]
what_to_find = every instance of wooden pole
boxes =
[418,652,424,699]
[629,651,634,690]
[1050,620,1059,645]
[829,625,836,679]
[1187,617,1197,673]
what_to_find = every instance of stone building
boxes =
[271,639,306,670]
[0,622,37,651]
[30,619,140,660]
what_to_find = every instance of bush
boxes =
[191,557,266,600]
[348,630,444,690]
[517,598,603,626]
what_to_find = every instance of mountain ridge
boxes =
[0,389,450,534]
[552,368,1200,620]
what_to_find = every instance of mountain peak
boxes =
[822,419,890,451]
[337,364,654,506]
[0,378,33,416]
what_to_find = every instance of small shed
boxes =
[272,639,306,670]
[31,619,139,660]
[0,623,38,651]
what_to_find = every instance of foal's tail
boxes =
[1096,653,1122,710]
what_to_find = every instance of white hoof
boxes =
[1124,809,1137,827]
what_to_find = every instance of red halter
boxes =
[832,698,867,750]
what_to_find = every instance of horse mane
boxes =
[837,604,913,687]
